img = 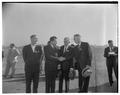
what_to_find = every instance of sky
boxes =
[2,3,118,46]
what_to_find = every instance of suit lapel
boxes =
[29,44,34,53]
[49,44,57,55]
[74,44,82,57]
[112,46,115,51]
[76,43,82,52]
[63,45,70,54]
[107,47,110,52]
[49,44,55,51]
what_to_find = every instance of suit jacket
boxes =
[59,45,73,71]
[22,44,42,72]
[73,42,92,70]
[44,44,59,72]
[104,46,118,63]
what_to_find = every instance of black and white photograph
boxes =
[2,1,118,93]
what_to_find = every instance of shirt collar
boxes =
[64,44,69,49]
[76,42,81,46]
[31,44,36,47]
[109,46,114,49]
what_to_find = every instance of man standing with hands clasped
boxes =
[22,35,42,93]
[104,40,118,87]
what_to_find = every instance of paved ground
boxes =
[2,46,118,93]
[2,74,118,93]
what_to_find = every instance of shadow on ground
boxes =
[3,73,118,93]
[55,82,118,93]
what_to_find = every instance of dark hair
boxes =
[30,34,36,39]
[74,34,81,37]
[47,41,51,45]
[108,40,113,43]
[71,44,75,46]
[50,36,57,42]
[10,43,15,48]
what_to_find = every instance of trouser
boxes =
[4,60,16,77]
[59,70,69,93]
[78,69,90,92]
[25,71,40,93]
[45,71,57,93]
[106,58,118,85]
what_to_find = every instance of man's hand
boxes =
[108,52,117,56]
[58,57,66,61]
[57,64,61,70]
[70,68,74,72]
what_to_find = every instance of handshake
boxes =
[57,56,66,62]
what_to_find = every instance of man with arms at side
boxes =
[22,35,42,93]
[104,40,118,87]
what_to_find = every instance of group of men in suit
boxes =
[22,34,118,93]
[44,34,92,93]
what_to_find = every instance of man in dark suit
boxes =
[58,37,73,93]
[71,34,92,92]
[22,35,42,93]
[44,36,65,93]
[104,40,118,86]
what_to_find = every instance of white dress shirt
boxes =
[64,45,68,53]
[31,45,36,52]
[109,46,114,52]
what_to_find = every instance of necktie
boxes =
[77,44,82,51]
[111,47,112,52]
[110,47,113,52]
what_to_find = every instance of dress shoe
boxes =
[110,81,114,86]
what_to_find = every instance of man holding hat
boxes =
[71,34,92,92]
